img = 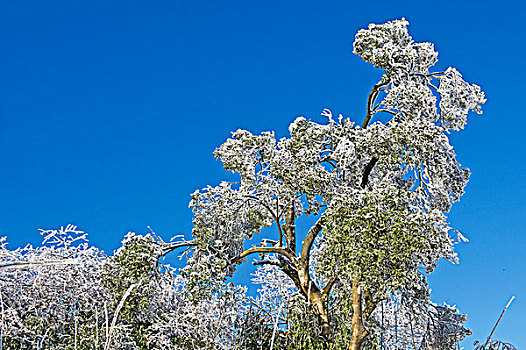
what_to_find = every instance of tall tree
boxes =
[174,18,485,349]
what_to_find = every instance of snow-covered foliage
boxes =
[0,225,107,349]
[364,276,471,349]
[147,276,249,350]
[353,18,485,132]
[474,339,518,350]
[179,17,486,348]
[0,225,489,349]
[0,228,250,350]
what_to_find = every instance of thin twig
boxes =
[484,296,515,348]
[104,283,137,350]
[104,301,109,346]
[270,299,285,349]
[0,259,79,269]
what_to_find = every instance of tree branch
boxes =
[275,198,284,247]
[362,80,390,129]
[245,195,277,220]
[320,156,337,168]
[372,109,397,116]
[161,241,196,257]
[283,205,296,253]
[299,216,325,273]
[252,260,282,267]
[231,247,296,267]
[323,274,339,296]
[245,194,284,246]
[0,259,80,269]
[277,255,303,294]
[361,157,378,188]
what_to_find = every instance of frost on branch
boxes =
[174,17,488,348]
[354,18,485,131]
[0,225,107,349]
[0,227,253,349]
[438,67,486,131]
[147,275,249,350]
[365,276,471,349]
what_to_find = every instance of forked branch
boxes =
[362,80,390,129]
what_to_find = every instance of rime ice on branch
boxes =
[175,18,485,350]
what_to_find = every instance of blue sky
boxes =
[1,0,524,347]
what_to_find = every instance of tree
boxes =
[0,225,480,349]
[0,225,108,350]
[0,226,251,350]
[175,18,486,350]
[102,232,166,349]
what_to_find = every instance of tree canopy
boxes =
[179,18,485,349]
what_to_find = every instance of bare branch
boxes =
[299,216,325,271]
[361,157,378,188]
[283,205,296,253]
[362,80,390,129]
[323,274,339,296]
[231,247,296,267]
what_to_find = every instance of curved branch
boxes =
[323,274,339,295]
[231,247,296,266]
[362,80,390,129]
[300,216,325,271]
[320,156,337,168]
[429,71,445,77]
[161,241,196,257]
[372,109,397,116]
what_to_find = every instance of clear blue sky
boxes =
[1,0,524,347]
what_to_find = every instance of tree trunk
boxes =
[348,279,368,350]
[307,282,331,339]
[298,265,331,339]
[296,215,332,340]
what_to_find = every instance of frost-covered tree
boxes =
[174,18,486,350]
[0,225,108,350]
[0,226,252,350]
[102,232,168,349]
[246,256,472,350]
[147,275,249,350]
